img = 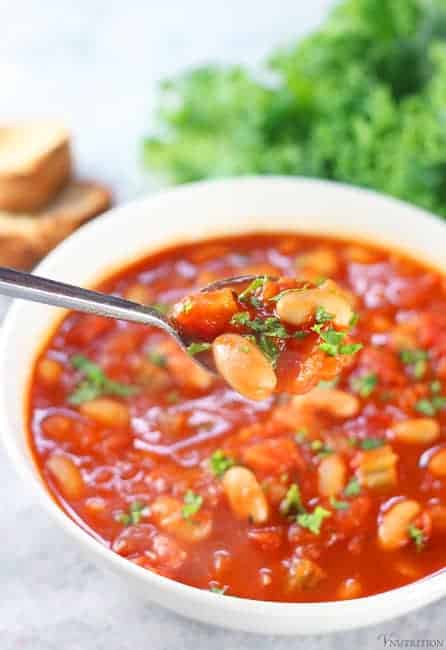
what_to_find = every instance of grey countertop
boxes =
[1,1,445,647]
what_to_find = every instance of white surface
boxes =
[0,1,445,647]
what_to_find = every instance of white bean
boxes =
[222,466,269,523]
[391,418,440,445]
[212,333,277,401]
[378,499,421,550]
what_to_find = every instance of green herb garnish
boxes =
[329,497,350,511]
[351,372,378,398]
[148,349,167,368]
[181,299,193,313]
[360,437,384,450]
[312,324,362,357]
[209,450,235,477]
[399,348,428,379]
[182,490,203,519]
[238,276,267,303]
[408,524,425,551]
[310,439,333,457]
[415,395,446,416]
[69,355,137,405]
[209,585,228,594]
[315,306,334,323]
[280,483,304,516]
[115,500,146,526]
[344,477,361,497]
[187,341,212,356]
[297,506,331,535]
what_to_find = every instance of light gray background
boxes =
[1,1,445,648]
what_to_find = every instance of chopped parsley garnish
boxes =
[351,372,378,398]
[238,276,267,303]
[230,312,291,366]
[315,306,334,323]
[181,299,193,313]
[209,450,235,477]
[209,585,228,594]
[181,490,203,519]
[408,524,425,551]
[317,377,339,389]
[147,349,167,368]
[115,500,146,526]
[399,348,428,379]
[230,313,288,338]
[312,324,362,357]
[69,355,137,405]
[430,380,442,394]
[297,506,331,535]
[349,312,359,327]
[187,341,212,356]
[415,395,446,416]
[360,437,384,450]
[310,439,333,457]
[257,334,279,366]
[329,497,350,511]
[280,483,304,516]
[344,477,361,497]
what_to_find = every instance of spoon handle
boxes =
[0,266,171,331]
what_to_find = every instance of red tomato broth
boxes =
[27,233,446,601]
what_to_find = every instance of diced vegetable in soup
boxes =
[28,233,446,602]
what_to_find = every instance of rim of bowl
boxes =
[1,175,445,631]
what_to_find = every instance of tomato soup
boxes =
[28,233,446,602]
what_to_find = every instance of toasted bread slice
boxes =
[0,123,71,212]
[0,180,112,269]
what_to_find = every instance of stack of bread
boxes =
[0,123,112,269]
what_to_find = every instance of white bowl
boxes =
[1,177,446,635]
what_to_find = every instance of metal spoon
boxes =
[0,267,259,372]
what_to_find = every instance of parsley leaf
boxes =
[209,450,235,477]
[187,341,212,356]
[329,497,349,511]
[399,348,428,379]
[181,299,193,313]
[148,349,167,367]
[257,333,279,366]
[315,305,334,323]
[209,585,228,594]
[69,355,137,405]
[238,276,267,303]
[408,524,425,551]
[415,396,446,416]
[297,506,331,535]
[351,372,378,397]
[344,477,361,497]
[115,500,146,526]
[312,325,362,357]
[280,483,304,516]
[182,490,203,519]
[310,439,333,457]
[361,437,384,450]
